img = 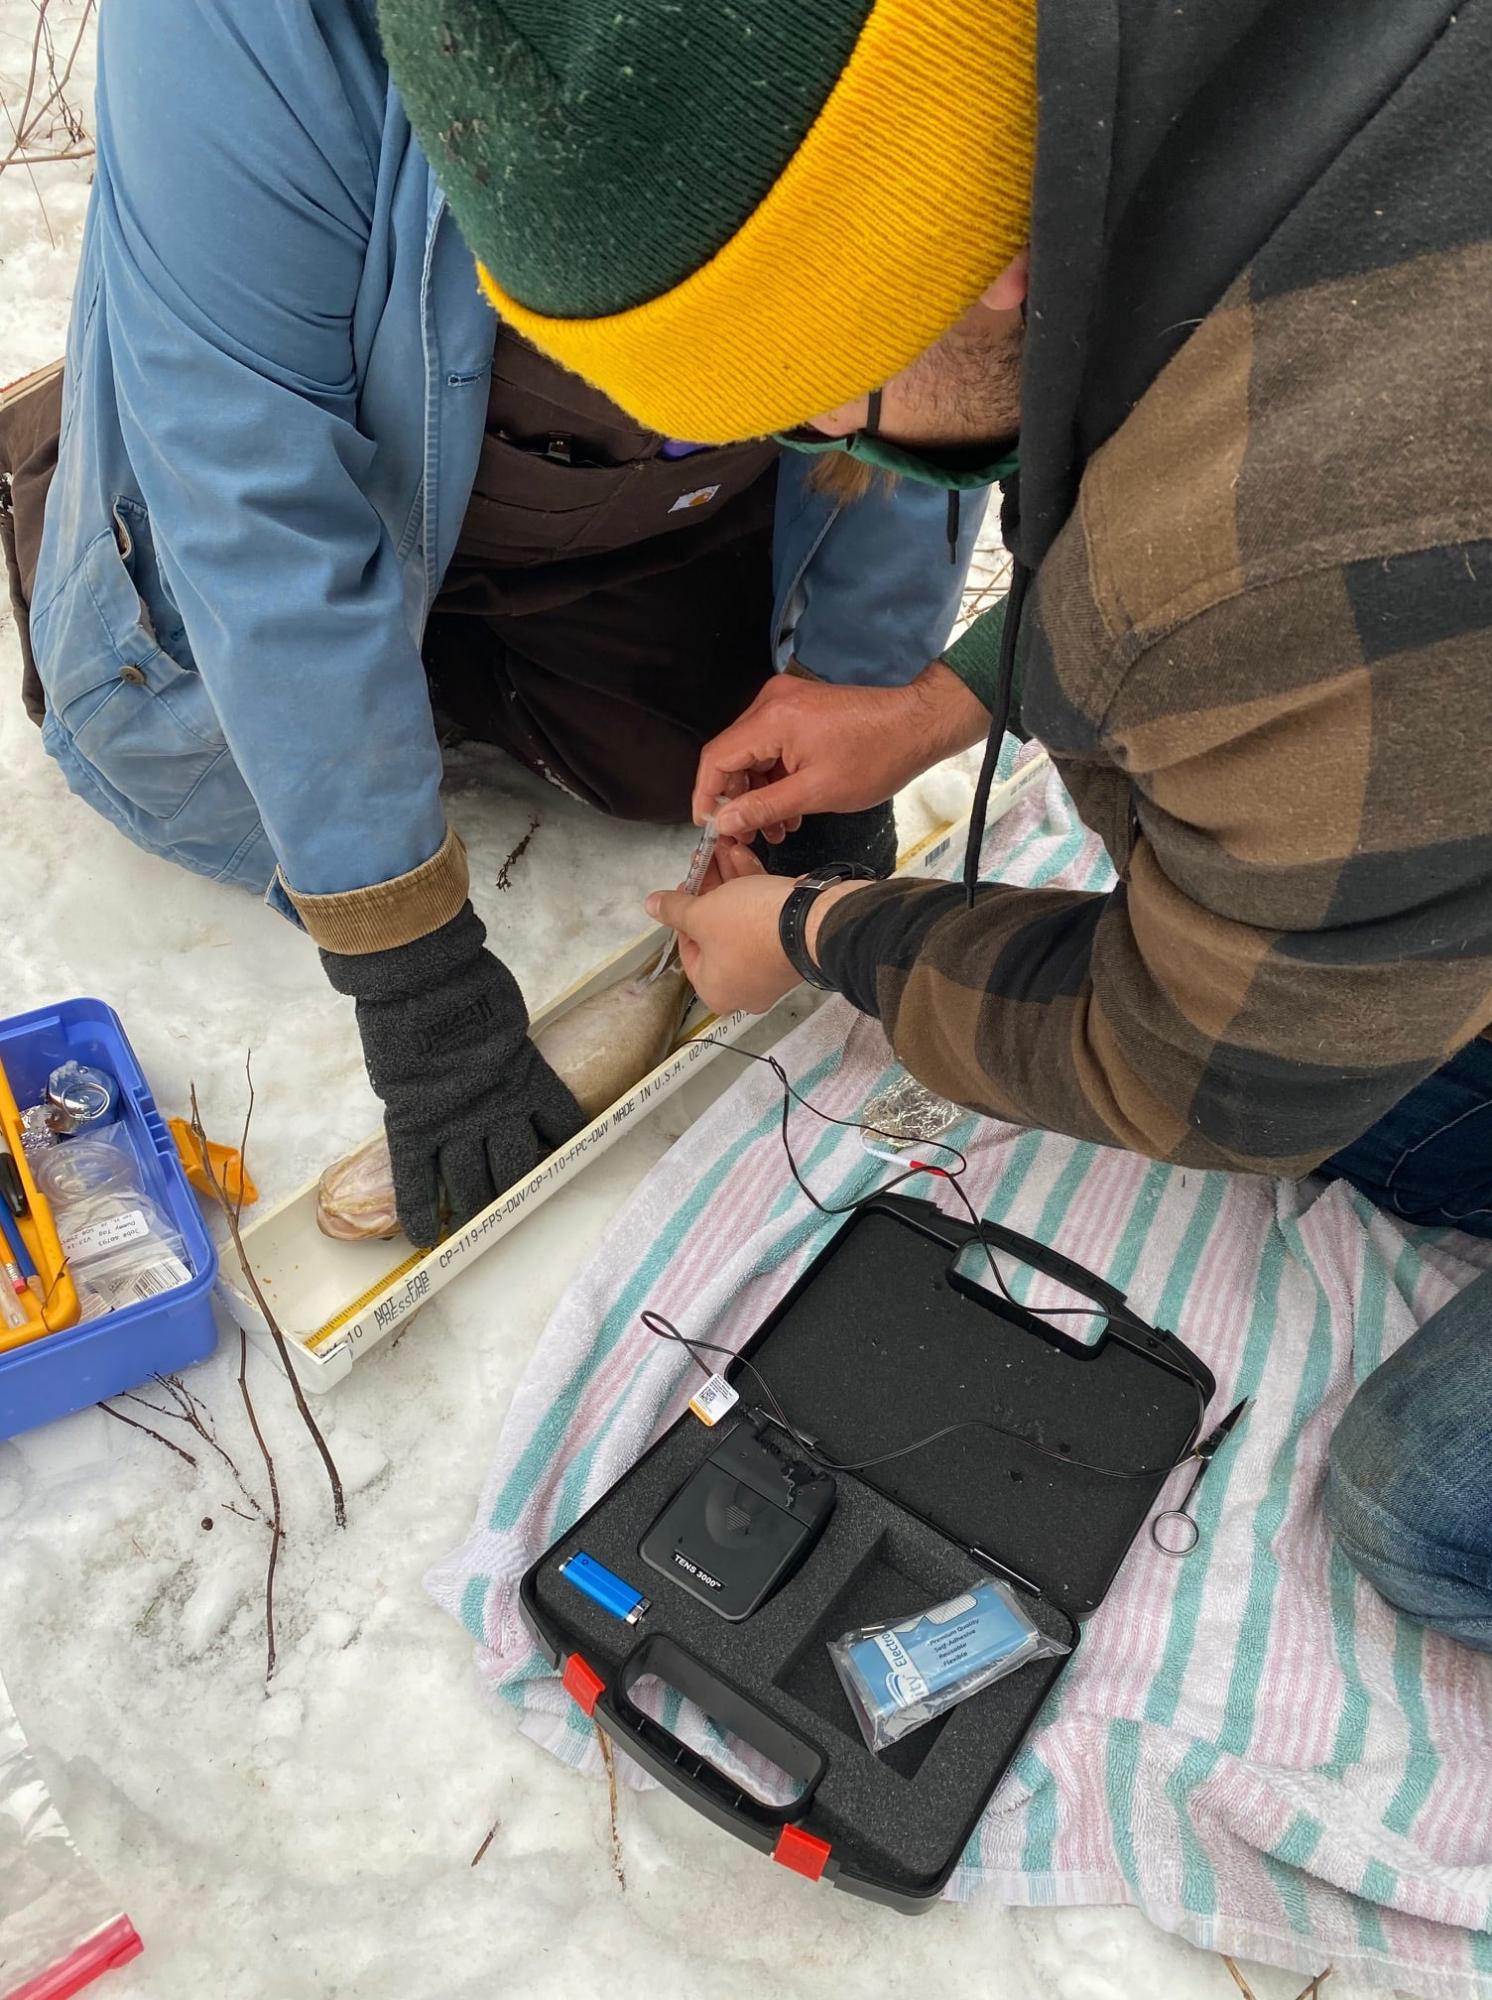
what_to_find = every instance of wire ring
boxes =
[1150,1509,1201,1558]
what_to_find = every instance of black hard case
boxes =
[520,1194,1212,1912]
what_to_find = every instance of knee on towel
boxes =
[1325,1272,1492,1651]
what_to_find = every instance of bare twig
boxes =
[496,814,541,892]
[5,2,50,164]
[2,144,92,165]
[12,0,93,153]
[1221,1961,1258,2000]
[121,1379,268,1523]
[595,1724,626,1892]
[2,2,94,152]
[1292,1972,1333,2000]
[469,1820,499,1868]
[45,4,93,146]
[99,1401,198,1468]
[233,1056,254,1229]
[156,1373,203,1419]
[0,1,97,215]
[189,1068,345,1529]
[237,1327,282,1682]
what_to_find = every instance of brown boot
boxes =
[0,358,64,724]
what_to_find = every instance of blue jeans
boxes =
[1321,1038,1492,1650]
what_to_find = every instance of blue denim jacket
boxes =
[29,0,982,908]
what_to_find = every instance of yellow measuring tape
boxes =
[295,1006,774,1358]
[303,1246,426,1354]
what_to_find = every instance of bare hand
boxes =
[646,874,798,1015]
[695,837,771,896]
[647,861,878,1014]
[695,662,991,843]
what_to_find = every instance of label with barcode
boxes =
[89,1252,191,1312]
[120,1255,190,1302]
[61,1208,151,1261]
[689,1373,740,1426]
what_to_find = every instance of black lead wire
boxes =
[963,556,1031,909]
[640,1041,1211,1485]
[640,1310,1202,1485]
[713,1042,1119,1327]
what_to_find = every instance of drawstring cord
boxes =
[963,557,1031,909]
[863,383,1010,834]
[862,388,961,562]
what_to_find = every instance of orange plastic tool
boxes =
[168,1118,258,1209]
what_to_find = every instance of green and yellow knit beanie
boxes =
[378,0,1036,443]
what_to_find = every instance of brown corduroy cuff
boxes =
[283,826,469,955]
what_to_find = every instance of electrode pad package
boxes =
[829,1579,1071,1754]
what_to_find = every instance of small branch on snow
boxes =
[2,145,93,166]
[0,0,98,223]
[237,1326,283,1683]
[496,814,541,892]
[189,1065,345,1529]
[119,1377,269,1524]
[99,1401,198,1468]
[595,1724,626,1893]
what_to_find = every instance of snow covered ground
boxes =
[0,9,1384,1997]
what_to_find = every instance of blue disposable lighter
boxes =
[559,1552,650,1626]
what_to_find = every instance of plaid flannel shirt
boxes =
[820,15,1492,1175]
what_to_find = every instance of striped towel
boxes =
[429,754,1492,1999]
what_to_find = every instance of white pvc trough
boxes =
[217,753,1050,1389]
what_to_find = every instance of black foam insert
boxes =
[738,1201,1207,1613]
[524,1195,1209,1904]
[529,1412,1075,1893]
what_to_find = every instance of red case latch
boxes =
[772,1824,832,1881]
[561,1651,605,1717]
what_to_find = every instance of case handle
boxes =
[865,1193,1210,1374]
[941,1212,1129,1319]
[595,1635,826,1849]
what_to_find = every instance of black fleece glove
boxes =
[321,903,585,1248]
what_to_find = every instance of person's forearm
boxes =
[773,454,991,686]
[90,3,456,925]
[942,598,1008,711]
[805,878,876,964]
[906,658,997,762]
[797,667,985,958]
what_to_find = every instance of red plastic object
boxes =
[8,1915,143,2000]
[772,1825,832,1881]
[561,1652,605,1717]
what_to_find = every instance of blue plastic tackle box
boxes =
[0,998,218,1439]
